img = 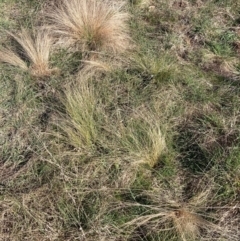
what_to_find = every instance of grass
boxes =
[57,76,166,168]
[116,108,167,168]
[47,0,131,53]
[57,77,101,152]
[0,46,28,70]
[0,28,58,78]
[0,0,240,240]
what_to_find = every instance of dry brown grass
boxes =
[171,208,210,241]
[47,0,131,53]
[1,1,240,240]
[120,184,239,241]
[0,47,28,70]
[122,207,211,241]
[0,29,58,78]
[201,50,239,79]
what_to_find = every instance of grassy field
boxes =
[0,0,239,240]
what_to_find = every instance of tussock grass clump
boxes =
[117,110,166,168]
[120,184,239,241]
[58,77,102,151]
[124,207,210,241]
[171,208,210,241]
[47,0,131,53]
[58,75,166,167]
[0,29,58,78]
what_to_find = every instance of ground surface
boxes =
[0,0,239,240]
